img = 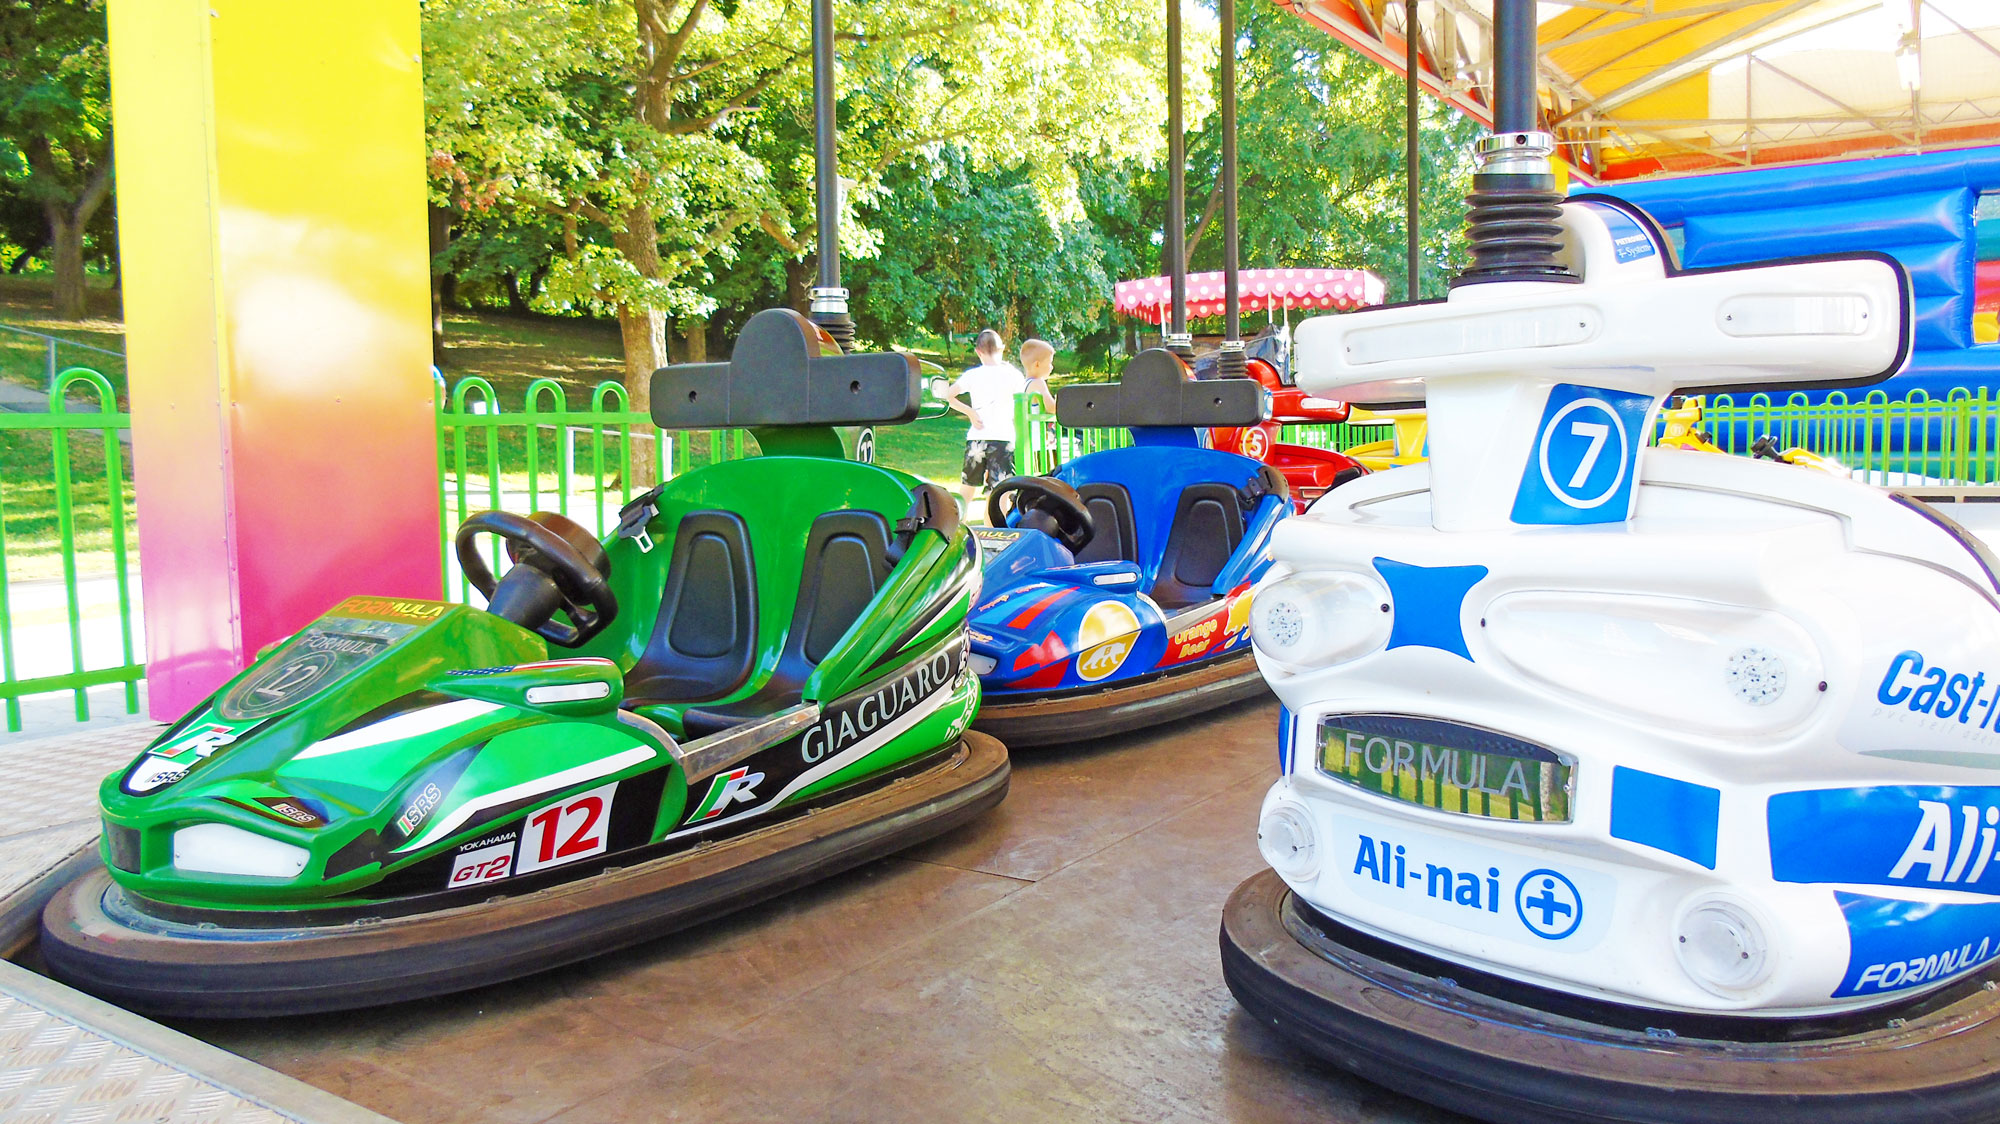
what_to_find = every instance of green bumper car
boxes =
[41,310,1009,1017]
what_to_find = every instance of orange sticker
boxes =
[333,596,452,623]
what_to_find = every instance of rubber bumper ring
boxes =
[1220,868,2000,1124]
[42,733,1009,1018]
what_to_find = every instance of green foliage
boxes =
[0,0,109,208]
[421,0,1195,351]
[1175,0,1481,301]
[848,154,1122,346]
[0,0,115,311]
[418,0,1481,362]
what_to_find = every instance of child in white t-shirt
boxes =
[945,330,1054,513]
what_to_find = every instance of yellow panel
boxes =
[107,0,438,718]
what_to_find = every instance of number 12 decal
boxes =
[515,781,618,874]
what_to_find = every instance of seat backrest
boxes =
[625,511,758,703]
[594,456,917,707]
[1073,483,1138,565]
[788,511,894,668]
[1150,483,1247,608]
[1054,446,1264,601]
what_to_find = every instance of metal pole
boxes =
[1166,0,1190,356]
[1455,0,1570,287]
[808,0,853,348]
[1404,0,1420,301]
[1492,0,1536,136]
[1219,0,1243,377]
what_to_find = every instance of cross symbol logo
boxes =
[1514,868,1584,940]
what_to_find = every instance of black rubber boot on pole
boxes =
[808,0,856,348]
[1218,0,1245,379]
[1453,0,1575,288]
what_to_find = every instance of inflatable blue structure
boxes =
[1589,146,1999,401]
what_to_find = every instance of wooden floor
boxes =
[182,696,1455,1124]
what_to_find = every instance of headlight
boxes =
[1250,571,1393,669]
[1258,802,1320,881]
[173,823,311,879]
[1675,897,1772,996]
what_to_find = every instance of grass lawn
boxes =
[0,276,127,401]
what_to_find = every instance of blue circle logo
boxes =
[1514,868,1583,940]
[1536,398,1630,510]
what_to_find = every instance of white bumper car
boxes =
[1221,188,2000,1122]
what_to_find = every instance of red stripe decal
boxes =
[1006,588,1071,629]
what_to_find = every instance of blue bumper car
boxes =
[968,351,1289,746]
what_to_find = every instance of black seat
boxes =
[1150,484,1247,609]
[624,512,758,706]
[1073,483,1139,565]
[678,511,894,738]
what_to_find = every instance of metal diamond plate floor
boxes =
[0,960,398,1124]
[0,992,292,1124]
[0,724,398,1124]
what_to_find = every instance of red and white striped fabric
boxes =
[1113,268,1385,322]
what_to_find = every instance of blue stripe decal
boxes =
[1609,766,1719,869]
[1835,892,2000,997]
[1277,706,1295,774]
[1769,786,2000,894]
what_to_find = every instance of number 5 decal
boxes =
[515,781,618,874]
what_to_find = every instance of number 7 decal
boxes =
[1566,421,1610,489]
[515,781,618,874]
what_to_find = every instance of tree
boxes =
[849,154,1130,349]
[1174,0,1481,302]
[422,0,1196,406]
[0,0,113,320]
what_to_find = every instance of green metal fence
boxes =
[0,367,141,731]
[1014,398,1362,475]
[8,373,2000,734]
[1699,389,1997,486]
[1017,389,2000,487]
[435,376,748,603]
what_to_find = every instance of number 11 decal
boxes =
[515,781,618,874]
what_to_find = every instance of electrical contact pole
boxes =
[808,0,854,348]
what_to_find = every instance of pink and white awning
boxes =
[1113,268,1384,323]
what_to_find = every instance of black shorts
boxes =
[961,440,1015,486]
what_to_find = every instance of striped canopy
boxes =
[1113,269,1385,323]
[1275,0,2000,182]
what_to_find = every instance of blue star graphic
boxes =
[1372,557,1488,662]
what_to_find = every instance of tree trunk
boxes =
[680,316,709,363]
[617,304,667,485]
[504,271,529,314]
[612,200,668,486]
[785,258,811,313]
[48,212,87,320]
[428,204,452,368]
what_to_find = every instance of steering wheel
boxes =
[455,511,617,648]
[987,476,1094,555]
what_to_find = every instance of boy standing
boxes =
[945,330,1054,514]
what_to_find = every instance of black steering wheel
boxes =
[987,476,1095,555]
[455,511,617,648]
